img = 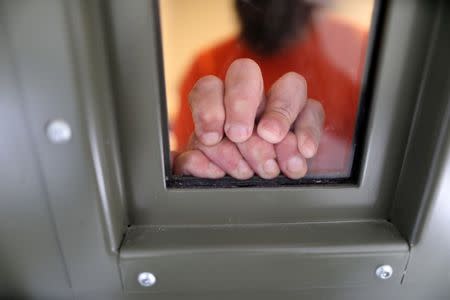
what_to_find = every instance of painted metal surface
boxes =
[0,0,449,299]
[120,221,408,292]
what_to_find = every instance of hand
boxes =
[173,58,324,179]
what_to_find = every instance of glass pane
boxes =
[159,0,376,183]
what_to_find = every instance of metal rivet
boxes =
[46,119,72,144]
[137,272,156,287]
[375,265,393,280]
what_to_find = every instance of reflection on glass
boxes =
[160,0,375,180]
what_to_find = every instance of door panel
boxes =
[1,0,449,299]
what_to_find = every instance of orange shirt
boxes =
[173,16,368,176]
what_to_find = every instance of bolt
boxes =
[375,265,393,280]
[137,272,156,287]
[46,119,72,144]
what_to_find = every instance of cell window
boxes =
[158,0,379,187]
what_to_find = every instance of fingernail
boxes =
[287,156,304,173]
[258,120,282,144]
[299,133,316,158]
[263,159,280,176]
[208,162,225,178]
[225,124,250,143]
[237,159,253,179]
[201,132,221,145]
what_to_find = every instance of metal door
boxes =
[0,1,449,299]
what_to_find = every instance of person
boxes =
[171,0,368,180]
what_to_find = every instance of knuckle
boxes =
[270,105,294,124]
[246,139,263,159]
[189,75,223,106]
[228,98,251,114]
[197,110,223,125]
[283,72,307,90]
[308,99,325,124]
[248,137,275,159]
[217,148,239,169]
[217,142,234,159]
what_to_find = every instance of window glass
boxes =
[159,0,376,183]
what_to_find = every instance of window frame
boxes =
[106,0,434,226]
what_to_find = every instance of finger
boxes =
[295,99,325,158]
[236,132,280,179]
[257,72,307,144]
[189,75,225,145]
[193,137,254,179]
[173,150,225,178]
[275,132,307,179]
[224,58,264,143]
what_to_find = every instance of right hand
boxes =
[173,58,324,180]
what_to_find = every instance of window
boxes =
[157,0,380,187]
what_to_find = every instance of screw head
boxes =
[375,265,393,280]
[137,272,156,287]
[46,120,72,144]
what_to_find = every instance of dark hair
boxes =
[235,0,316,56]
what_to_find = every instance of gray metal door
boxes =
[0,1,449,299]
